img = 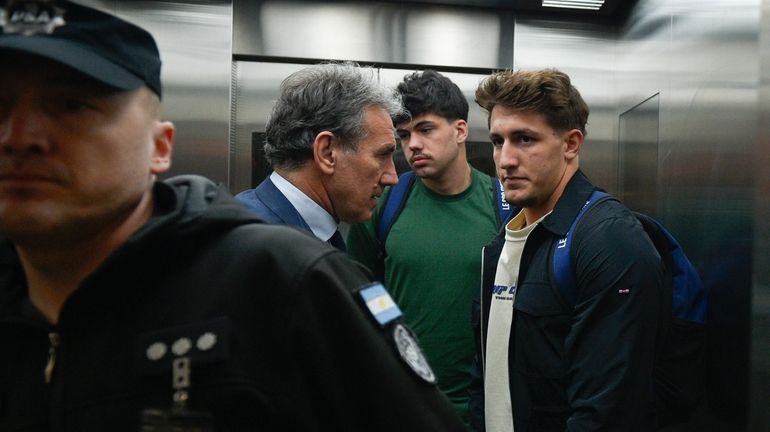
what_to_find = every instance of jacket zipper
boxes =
[44,331,60,384]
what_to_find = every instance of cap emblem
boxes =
[1,0,65,36]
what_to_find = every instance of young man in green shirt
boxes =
[347,70,504,428]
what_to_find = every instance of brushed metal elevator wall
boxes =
[78,0,233,184]
[613,1,760,430]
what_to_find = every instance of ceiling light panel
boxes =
[542,0,605,10]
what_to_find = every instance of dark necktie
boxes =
[328,230,346,252]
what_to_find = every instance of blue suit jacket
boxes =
[234,177,312,233]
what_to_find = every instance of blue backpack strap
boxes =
[377,171,416,243]
[493,176,514,226]
[552,190,610,306]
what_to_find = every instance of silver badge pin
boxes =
[146,342,168,361]
[196,332,217,351]
[171,337,192,357]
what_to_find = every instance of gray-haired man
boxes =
[235,63,402,251]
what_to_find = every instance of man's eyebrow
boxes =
[489,127,540,137]
[397,120,436,132]
[413,120,436,129]
[380,143,397,155]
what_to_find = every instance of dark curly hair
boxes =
[393,70,468,125]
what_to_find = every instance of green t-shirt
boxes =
[347,167,499,425]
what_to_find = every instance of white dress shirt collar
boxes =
[270,171,338,241]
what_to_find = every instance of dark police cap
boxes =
[0,0,162,97]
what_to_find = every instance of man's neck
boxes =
[15,192,155,324]
[421,159,472,196]
[523,165,578,226]
[275,168,335,219]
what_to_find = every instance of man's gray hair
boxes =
[264,62,405,170]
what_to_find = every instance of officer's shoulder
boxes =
[227,223,333,256]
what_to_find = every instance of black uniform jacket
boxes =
[470,170,663,432]
[0,175,466,432]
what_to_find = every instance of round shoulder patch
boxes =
[393,324,436,384]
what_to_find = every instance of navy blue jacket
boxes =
[470,170,662,432]
[234,177,312,232]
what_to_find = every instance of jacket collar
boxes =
[254,176,312,231]
[538,169,598,238]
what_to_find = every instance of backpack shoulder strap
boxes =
[552,190,611,306]
[370,171,416,281]
[377,171,417,244]
[492,176,514,226]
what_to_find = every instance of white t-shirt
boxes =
[484,210,548,432]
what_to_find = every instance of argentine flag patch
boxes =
[359,283,402,326]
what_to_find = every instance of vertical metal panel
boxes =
[401,6,502,67]
[617,1,760,430]
[230,62,308,193]
[618,93,660,216]
[752,1,770,430]
[76,0,233,184]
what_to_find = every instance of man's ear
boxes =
[313,131,337,175]
[150,121,175,175]
[564,128,583,161]
[454,119,469,145]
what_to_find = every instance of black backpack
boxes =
[552,190,708,427]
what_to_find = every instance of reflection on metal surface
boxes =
[80,0,233,184]
[617,1,758,430]
[618,93,659,217]
[542,0,605,11]
[230,62,308,193]
[402,7,501,67]
[258,2,386,61]
[752,2,770,431]
[233,0,511,70]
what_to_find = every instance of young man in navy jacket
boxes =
[470,69,662,432]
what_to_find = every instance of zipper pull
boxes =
[44,332,60,384]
